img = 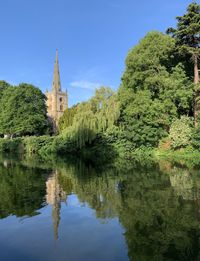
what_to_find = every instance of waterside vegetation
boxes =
[0,2,200,163]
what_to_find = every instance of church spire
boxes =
[52,49,61,92]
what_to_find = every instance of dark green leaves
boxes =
[0,83,49,136]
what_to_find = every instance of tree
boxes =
[0,81,10,96]
[118,31,192,148]
[0,83,49,137]
[58,105,78,132]
[122,31,176,92]
[61,87,120,149]
[167,2,200,126]
[119,89,169,148]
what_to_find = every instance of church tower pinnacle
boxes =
[46,50,68,127]
[52,49,61,92]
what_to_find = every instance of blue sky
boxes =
[0,0,195,106]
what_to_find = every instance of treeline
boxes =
[0,2,200,159]
[56,2,200,156]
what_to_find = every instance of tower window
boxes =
[60,105,63,111]
[60,97,62,102]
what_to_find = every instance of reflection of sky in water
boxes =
[67,194,83,207]
[0,194,127,261]
[1,158,200,261]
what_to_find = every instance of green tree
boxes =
[0,83,49,137]
[167,2,200,126]
[61,87,120,149]
[119,89,169,148]
[0,81,10,97]
[58,105,78,132]
[122,31,176,92]
[119,32,192,148]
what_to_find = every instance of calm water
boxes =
[0,156,200,261]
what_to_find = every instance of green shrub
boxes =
[192,123,200,150]
[0,138,22,153]
[22,136,54,155]
[169,116,193,150]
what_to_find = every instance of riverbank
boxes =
[1,136,200,168]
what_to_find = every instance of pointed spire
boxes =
[52,49,61,92]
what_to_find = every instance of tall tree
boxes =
[0,81,11,111]
[61,87,120,149]
[119,31,192,148]
[167,2,200,126]
[0,83,49,137]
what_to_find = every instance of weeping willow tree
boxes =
[61,87,120,148]
[58,105,78,132]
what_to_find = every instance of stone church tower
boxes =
[46,50,68,125]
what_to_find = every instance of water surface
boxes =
[0,156,200,261]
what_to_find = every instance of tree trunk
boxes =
[194,55,199,84]
[194,55,199,128]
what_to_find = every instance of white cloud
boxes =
[70,81,102,90]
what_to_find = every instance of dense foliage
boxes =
[0,82,50,137]
[167,2,200,125]
[1,2,200,159]
[59,87,120,149]
[169,116,193,149]
[118,32,193,149]
[58,105,78,132]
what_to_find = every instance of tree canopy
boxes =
[118,31,193,148]
[0,83,49,137]
[59,87,120,149]
[167,2,200,125]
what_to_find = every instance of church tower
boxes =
[46,50,68,125]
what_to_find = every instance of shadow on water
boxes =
[0,154,200,260]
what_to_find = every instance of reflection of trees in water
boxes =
[118,169,200,261]
[0,159,49,219]
[159,160,198,201]
[1,156,200,260]
[60,171,121,219]
[170,169,194,200]
[57,161,200,261]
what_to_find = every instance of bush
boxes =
[52,136,78,154]
[169,116,193,150]
[0,138,22,153]
[192,125,200,150]
[22,136,54,155]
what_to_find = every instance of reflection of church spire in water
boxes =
[46,170,66,240]
[52,171,60,240]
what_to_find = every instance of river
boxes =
[0,155,200,261]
